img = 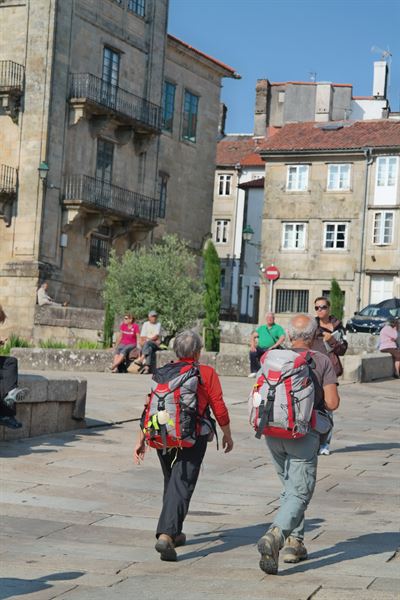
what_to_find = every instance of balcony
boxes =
[62,174,159,225]
[68,73,161,134]
[0,61,24,122]
[0,164,17,226]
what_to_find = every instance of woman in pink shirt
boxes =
[111,313,140,373]
[379,318,400,378]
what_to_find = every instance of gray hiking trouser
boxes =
[265,431,320,541]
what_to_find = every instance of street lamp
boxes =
[38,161,49,182]
[242,224,254,242]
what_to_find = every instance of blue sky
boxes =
[169,0,400,133]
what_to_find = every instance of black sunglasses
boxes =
[315,305,328,311]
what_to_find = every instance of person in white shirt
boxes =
[136,311,162,374]
[37,282,68,307]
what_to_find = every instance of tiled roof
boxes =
[260,120,400,153]
[167,35,240,79]
[240,152,265,166]
[216,136,268,166]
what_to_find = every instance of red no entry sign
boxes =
[264,265,280,281]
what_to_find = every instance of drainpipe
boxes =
[357,147,373,312]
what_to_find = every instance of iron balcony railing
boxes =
[63,174,159,223]
[0,61,25,91]
[0,164,17,195]
[69,73,161,131]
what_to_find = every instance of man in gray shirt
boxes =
[257,313,340,575]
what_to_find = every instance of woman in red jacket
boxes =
[134,329,233,562]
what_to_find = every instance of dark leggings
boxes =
[0,356,18,417]
[249,346,269,373]
[156,436,208,538]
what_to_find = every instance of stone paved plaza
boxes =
[0,372,399,599]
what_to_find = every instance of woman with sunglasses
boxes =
[312,297,347,455]
[111,313,140,373]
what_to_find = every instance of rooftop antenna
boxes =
[309,71,317,82]
[371,45,392,61]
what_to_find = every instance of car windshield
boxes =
[358,306,381,317]
[358,305,400,318]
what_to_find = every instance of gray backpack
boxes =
[249,349,316,439]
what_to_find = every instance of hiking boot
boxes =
[282,537,308,563]
[173,533,186,548]
[155,534,177,561]
[257,526,283,575]
[2,387,28,408]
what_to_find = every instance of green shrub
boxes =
[330,278,344,321]
[38,339,68,349]
[203,241,221,352]
[0,335,32,355]
[73,340,102,350]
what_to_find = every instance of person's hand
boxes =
[222,434,233,453]
[134,441,146,464]
[322,332,332,342]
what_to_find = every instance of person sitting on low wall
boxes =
[0,305,27,429]
[379,317,400,379]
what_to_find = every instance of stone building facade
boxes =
[259,120,400,323]
[212,62,392,323]
[0,0,238,339]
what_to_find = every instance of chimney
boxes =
[373,60,388,98]
[218,103,227,138]
[315,83,333,122]
[253,79,270,136]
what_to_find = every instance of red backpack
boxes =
[141,361,215,453]
[249,349,317,439]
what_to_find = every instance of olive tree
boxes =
[103,235,203,342]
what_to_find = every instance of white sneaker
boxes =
[248,372,257,378]
[319,445,330,456]
[2,387,28,407]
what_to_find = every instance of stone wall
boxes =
[1,373,87,441]
[32,305,104,344]
[12,348,112,372]
[219,321,380,356]
[11,347,394,384]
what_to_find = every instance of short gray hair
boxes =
[287,314,317,343]
[173,330,203,359]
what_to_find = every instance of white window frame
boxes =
[282,222,306,250]
[286,165,309,191]
[323,222,348,250]
[218,174,232,196]
[376,156,398,187]
[215,219,230,244]
[372,211,394,245]
[327,164,351,191]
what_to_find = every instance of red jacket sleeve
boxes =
[198,364,230,427]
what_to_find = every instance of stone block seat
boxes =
[1,373,87,441]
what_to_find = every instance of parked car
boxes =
[345,303,400,334]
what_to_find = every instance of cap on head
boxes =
[148,310,158,317]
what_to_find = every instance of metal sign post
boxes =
[264,265,280,312]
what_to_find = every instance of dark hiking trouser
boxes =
[156,436,208,539]
[249,346,269,373]
[141,340,160,369]
[0,356,18,417]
